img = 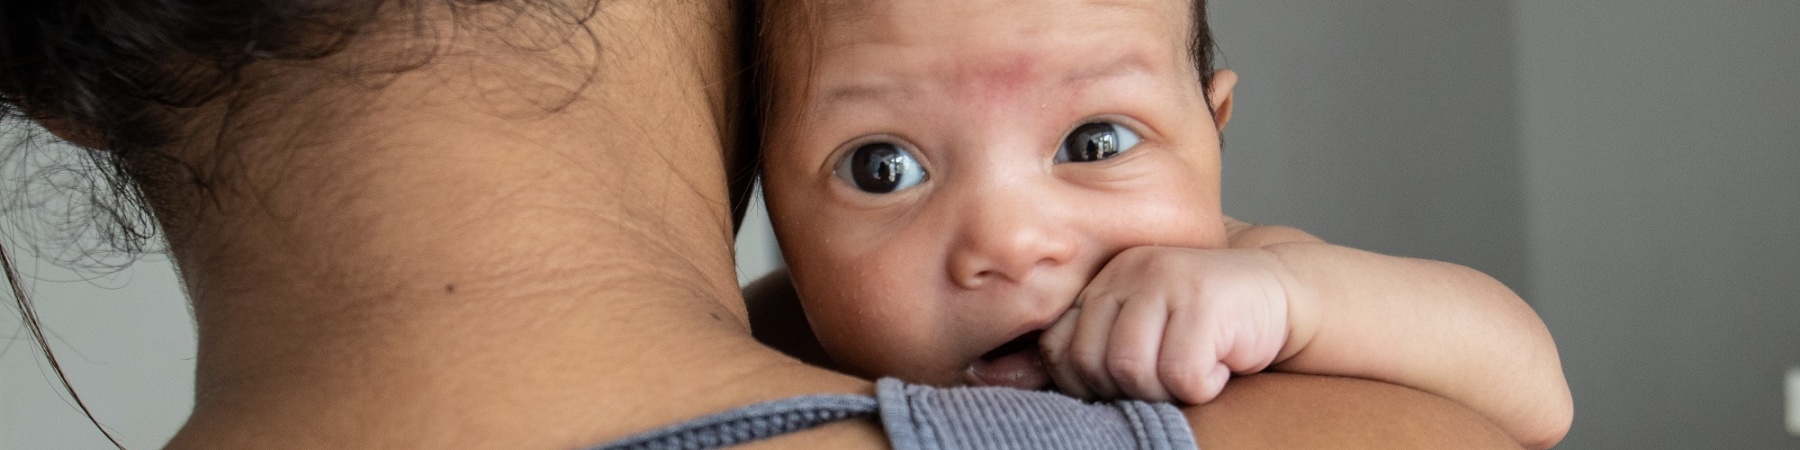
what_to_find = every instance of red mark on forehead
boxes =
[953,53,1042,100]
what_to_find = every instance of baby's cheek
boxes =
[1112,191,1225,247]
[806,268,959,383]
[801,270,901,362]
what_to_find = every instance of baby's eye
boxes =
[835,142,928,194]
[1056,121,1142,163]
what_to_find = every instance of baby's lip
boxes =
[980,329,1044,361]
[963,330,1050,390]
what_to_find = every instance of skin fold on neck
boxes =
[149,2,870,448]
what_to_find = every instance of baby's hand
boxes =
[1039,246,1294,404]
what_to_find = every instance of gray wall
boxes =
[1210,0,1528,291]
[1215,0,1800,448]
[5,1,1800,448]
[1516,2,1800,448]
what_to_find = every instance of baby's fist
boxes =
[1040,246,1294,404]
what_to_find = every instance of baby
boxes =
[745,0,1572,448]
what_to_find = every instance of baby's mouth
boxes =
[962,330,1050,390]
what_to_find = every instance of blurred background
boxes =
[5,1,1798,448]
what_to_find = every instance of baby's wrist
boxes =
[1257,245,1315,365]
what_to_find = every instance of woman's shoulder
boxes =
[599,372,1523,450]
[1184,373,1524,450]
[597,377,1197,450]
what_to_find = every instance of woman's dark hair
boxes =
[1,2,392,446]
[1,1,612,446]
[2,0,394,208]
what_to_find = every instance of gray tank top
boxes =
[591,378,1198,450]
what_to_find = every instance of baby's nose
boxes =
[946,198,1078,290]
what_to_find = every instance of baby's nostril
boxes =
[963,270,999,288]
[980,330,1044,361]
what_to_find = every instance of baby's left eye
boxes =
[1055,121,1142,163]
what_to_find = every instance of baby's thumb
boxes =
[1040,308,1094,399]
[1170,361,1231,405]
[1202,361,1231,401]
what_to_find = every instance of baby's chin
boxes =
[961,331,1051,390]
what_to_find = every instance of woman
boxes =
[1,1,1518,448]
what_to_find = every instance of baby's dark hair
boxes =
[731,0,1221,223]
[1189,1,1220,91]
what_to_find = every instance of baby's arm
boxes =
[1246,223,1570,449]
[1041,218,1572,449]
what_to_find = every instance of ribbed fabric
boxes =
[875,378,1197,450]
[591,395,877,450]
[589,378,1199,450]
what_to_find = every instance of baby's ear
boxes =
[1205,69,1237,131]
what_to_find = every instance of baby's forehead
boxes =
[831,0,1190,38]
[807,0,1197,81]
[821,0,1187,19]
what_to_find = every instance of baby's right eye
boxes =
[835,142,928,194]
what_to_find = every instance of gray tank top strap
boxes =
[591,394,878,450]
[590,378,1199,450]
[875,378,1198,450]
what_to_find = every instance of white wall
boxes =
[735,185,785,285]
[0,137,195,449]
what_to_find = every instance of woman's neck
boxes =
[152,3,861,448]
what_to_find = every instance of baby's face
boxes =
[762,0,1229,388]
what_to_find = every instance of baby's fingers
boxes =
[1067,293,1126,399]
[1159,308,1230,404]
[1106,295,1173,403]
[1040,305,1093,399]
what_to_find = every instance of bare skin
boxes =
[15,1,1521,448]
[752,0,1565,446]
[157,2,872,448]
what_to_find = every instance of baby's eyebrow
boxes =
[1081,0,1165,15]
[1061,51,1154,88]
[811,47,1154,115]
[816,81,914,113]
